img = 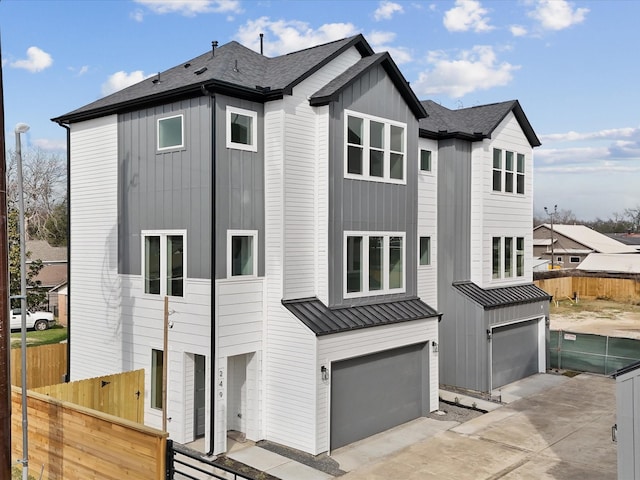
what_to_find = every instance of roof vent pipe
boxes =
[212,40,218,57]
[260,33,264,55]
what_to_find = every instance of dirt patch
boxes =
[427,400,486,423]
[550,299,640,339]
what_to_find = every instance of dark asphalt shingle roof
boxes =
[453,281,551,310]
[282,297,440,336]
[419,99,541,147]
[54,34,426,123]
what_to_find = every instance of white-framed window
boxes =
[419,236,431,266]
[344,231,405,298]
[157,114,184,151]
[151,349,163,410]
[142,230,186,297]
[227,230,258,278]
[419,149,432,173]
[570,256,581,263]
[493,148,526,195]
[345,110,406,183]
[492,236,525,279]
[226,106,257,152]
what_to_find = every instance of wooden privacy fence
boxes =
[11,386,167,480]
[11,343,67,388]
[34,369,145,423]
[535,276,640,302]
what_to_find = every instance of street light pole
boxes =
[15,122,30,480]
[544,205,557,270]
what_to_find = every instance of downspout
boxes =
[56,121,71,382]
[203,86,217,456]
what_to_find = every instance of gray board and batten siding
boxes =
[327,62,420,308]
[118,93,265,280]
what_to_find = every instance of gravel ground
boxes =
[427,399,486,423]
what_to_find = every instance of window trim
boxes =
[492,235,525,280]
[227,230,258,279]
[344,110,407,184]
[141,230,187,297]
[157,114,184,152]
[569,256,581,264]
[226,106,258,152]
[492,148,526,195]
[344,231,406,298]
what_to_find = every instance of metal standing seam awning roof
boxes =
[282,297,441,336]
[453,281,551,310]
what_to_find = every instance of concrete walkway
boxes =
[217,373,617,479]
[341,373,617,480]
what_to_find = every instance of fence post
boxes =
[165,439,174,480]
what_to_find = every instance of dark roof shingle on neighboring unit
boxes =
[453,281,551,310]
[419,99,541,147]
[282,297,440,336]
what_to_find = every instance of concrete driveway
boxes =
[339,373,616,480]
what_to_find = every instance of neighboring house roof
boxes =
[53,34,426,123]
[533,238,556,246]
[33,264,67,288]
[282,297,440,336]
[576,253,640,274]
[453,281,551,310]
[418,99,541,147]
[607,233,640,246]
[26,240,67,262]
[552,248,593,255]
[536,224,638,254]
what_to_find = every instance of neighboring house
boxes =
[534,224,637,269]
[52,35,442,456]
[419,100,551,394]
[607,232,640,253]
[26,239,67,312]
[576,253,640,275]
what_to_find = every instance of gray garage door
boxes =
[330,343,428,450]
[492,319,539,389]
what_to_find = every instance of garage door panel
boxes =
[492,319,539,389]
[331,343,426,450]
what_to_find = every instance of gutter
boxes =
[55,120,71,382]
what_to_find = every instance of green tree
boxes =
[44,198,68,247]
[8,208,46,309]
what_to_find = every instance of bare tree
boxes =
[623,206,640,232]
[6,147,66,240]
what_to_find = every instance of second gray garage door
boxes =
[330,343,428,450]
[492,319,539,389]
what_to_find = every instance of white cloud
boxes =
[69,65,90,76]
[33,138,67,152]
[374,1,404,21]
[368,31,413,64]
[510,25,527,37]
[528,0,589,31]
[134,0,241,17]
[234,18,358,56]
[413,46,518,97]
[130,9,145,22]
[101,70,150,96]
[443,0,494,33]
[10,46,53,73]
[540,127,638,143]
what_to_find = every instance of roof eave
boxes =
[419,127,486,141]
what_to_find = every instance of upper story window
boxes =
[493,148,525,195]
[345,232,405,298]
[419,236,431,266]
[227,230,258,278]
[492,236,525,280]
[345,110,406,183]
[143,231,185,297]
[420,149,432,173]
[157,114,184,151]
[227,106,257,152]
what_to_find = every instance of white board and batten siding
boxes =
[417,137,438,308]
[69,115,121,381]
[281,46,361,301]
[316,318,439,454]
[119,274,211,444]
[470,112,534,288]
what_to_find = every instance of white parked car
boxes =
[10,309,55,331]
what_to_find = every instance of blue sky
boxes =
[1,0,638,220]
